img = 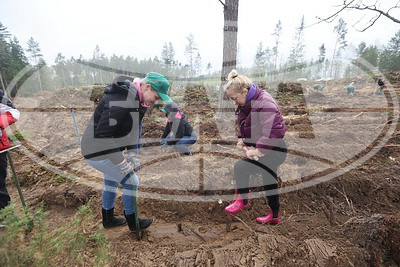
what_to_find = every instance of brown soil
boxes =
[6,75,400,266]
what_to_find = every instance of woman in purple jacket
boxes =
[224,69,287,225]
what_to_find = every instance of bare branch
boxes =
[363,5,400,24]
[387,4,400,14]
[352,13,366,27]
[317,0,400,31]
[316,0,356,23]
[217,0,225,7]
[357,13,382,32]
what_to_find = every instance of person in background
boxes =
[160,102,197,156]
[375,75,386,95]
[224,69,287,225]
[347,82,355,96]
[81,72,172,232]
[0,90,20,210]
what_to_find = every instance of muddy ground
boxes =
[6,74,400,266]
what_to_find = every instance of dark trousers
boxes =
[375,85,385,95]
[0,153,10,210]
[234,140,287,212]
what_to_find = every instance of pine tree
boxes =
[0,22,12,90]
[26,37,44,91]
[54,53,68,88]
[9,37,28,86]
[184,33,198,78]
[161,42,175,66]
[161,42,176,76]
[0,23,28,95]
[91,45,108,84]
[352,42,378,75]
[330,18,348,78]
[206,63,212,76]
[344,65,352,78]
[0,22,11,41]
[272,20,282,71]
[379,30,400,72]
[194,52,202,76]
[353,42,366,76]
[316,44,326,78]
[26,37,43,63]
[287,16,306,78]
[318,44,326,63]
[37,58,54,91]
[363,46,379,69]
[253,42,267,78]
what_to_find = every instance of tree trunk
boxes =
[218,0,239,114]
[0,73,7,97]
[37,71,43,92]
[329,35,338,78]
[62,68,66,88]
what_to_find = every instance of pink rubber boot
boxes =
[256,210,281,225]
[224,193,250,213]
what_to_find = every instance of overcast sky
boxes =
[1,0,399,71]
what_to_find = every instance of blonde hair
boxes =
[224,69,252,93]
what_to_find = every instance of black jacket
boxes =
[81,76,147,164]
[161,112,194,145]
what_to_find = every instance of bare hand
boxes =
[237,139,245,150]
[245,148,263,161]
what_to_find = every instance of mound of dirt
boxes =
[342,213,400,266]
[36,183,97,208]
[307,91,326,102]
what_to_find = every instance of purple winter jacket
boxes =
[236,84,286,154]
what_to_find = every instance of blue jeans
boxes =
[165,132,197,154]
[86,159,139,215]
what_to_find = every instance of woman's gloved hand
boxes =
[119,159,133,176]
[127,152,141,172]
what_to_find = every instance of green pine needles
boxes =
[0,201,114,266]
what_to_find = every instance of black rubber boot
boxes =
[124,212,153,231]
[102,208,127,228]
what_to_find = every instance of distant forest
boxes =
[0,21,399,96]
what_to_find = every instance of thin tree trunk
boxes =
[0,73,7,96]
[329,34,339,78]
[62,68,66,88]
[37,71,43,91]
[274,44,279,72]
[34,57,43,91]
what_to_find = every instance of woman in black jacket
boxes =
[81,73,172,232]
[160,102,197,155]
